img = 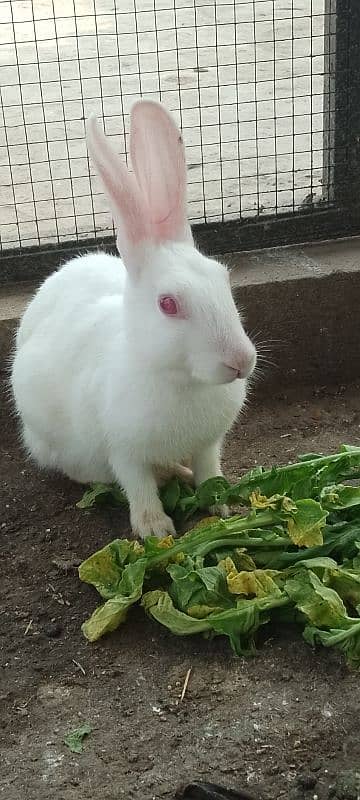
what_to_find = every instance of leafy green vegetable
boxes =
[79,539,145,599]
[81,560,147,641]
[320,483,360,511]
[78,445,360,667]
[142,589,288,656]
[64,723,92,753]
[77,483,127,509]
[286,499,327,547]
[304,622,360,669]
[324,566,360,612]
[285,569,351,629]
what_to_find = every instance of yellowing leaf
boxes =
[249,491,279,510]
[218,556,237,576]
[250,491,297,512]
[157,535,175,549]
[81,560,146,641]
[187,516,221,530]
[79,539,145,600]
[282,496,298,512]
[226,568,282,598]
[286,499,327,547]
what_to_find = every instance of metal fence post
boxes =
[332,0,360,212]
[323,0,336,204]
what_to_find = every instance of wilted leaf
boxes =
[168,562,232,613]
[64,723,92,753]
[79,539,144,599]
[207,595,288,656]
[196,477,230,509]
[249,491,296,512]
[143,589,287,657]
[187,604,224,618]
[81,560,147,641]
[285,569,350,629]
[77,483,127,509]
[232,549,257,571]
[321,484,360,511]
[77,445,360,668]
[304,621,360,669]
[286,499,327,547]
[142,590,212,636]
[324,566,360,611]
[226,567,282,598]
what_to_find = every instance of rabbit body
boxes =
[11,101,256,537]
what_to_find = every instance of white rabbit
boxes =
[11,100,257,539]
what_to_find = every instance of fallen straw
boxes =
[180,667,192,702]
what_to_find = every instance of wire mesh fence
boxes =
[0,0,353,258]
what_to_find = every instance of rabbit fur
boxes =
[11,100,257,538]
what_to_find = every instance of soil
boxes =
[1,373,360,800]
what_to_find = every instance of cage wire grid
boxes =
[0,0,336,254]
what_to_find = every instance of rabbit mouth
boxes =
[223,365,243,382]
[190,362,247,386]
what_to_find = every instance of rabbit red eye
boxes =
[159,295,178,316]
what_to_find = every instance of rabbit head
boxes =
[86,100,256,386]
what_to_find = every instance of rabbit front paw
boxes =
[131,507,176,540]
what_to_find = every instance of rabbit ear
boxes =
[130,100,193,245]
[86,114,151,275]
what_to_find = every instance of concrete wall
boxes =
[1,238,360,396]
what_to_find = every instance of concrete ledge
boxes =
[0,282,35,366]
[1,239,360,395]
[228,238,360,394]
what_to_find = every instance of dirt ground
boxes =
[1,373,360,800]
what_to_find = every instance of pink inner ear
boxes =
[86,115,150,272]
[130,101,193,245]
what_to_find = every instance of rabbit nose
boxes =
[225,349,257,379]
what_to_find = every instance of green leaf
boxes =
[205,604,264,656]
[76,483,127,509]
[168,562,233,613]
[81,559,147,642]
[142,590,212,635]
[324,566,360,611]
[297,452,324,462]
[64,723,92,753]
[195,477,230,509]
[286,499,328,547]
[187,604,225,619]
[232,549,257,571]
[79,539,144,599]
[321,483,360,511]
[304,621,360,669]
[143,589,288,656]
[285,569,350,629]
[286,556,338,573]
[159,478,181,514]
[224,446,360,505]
